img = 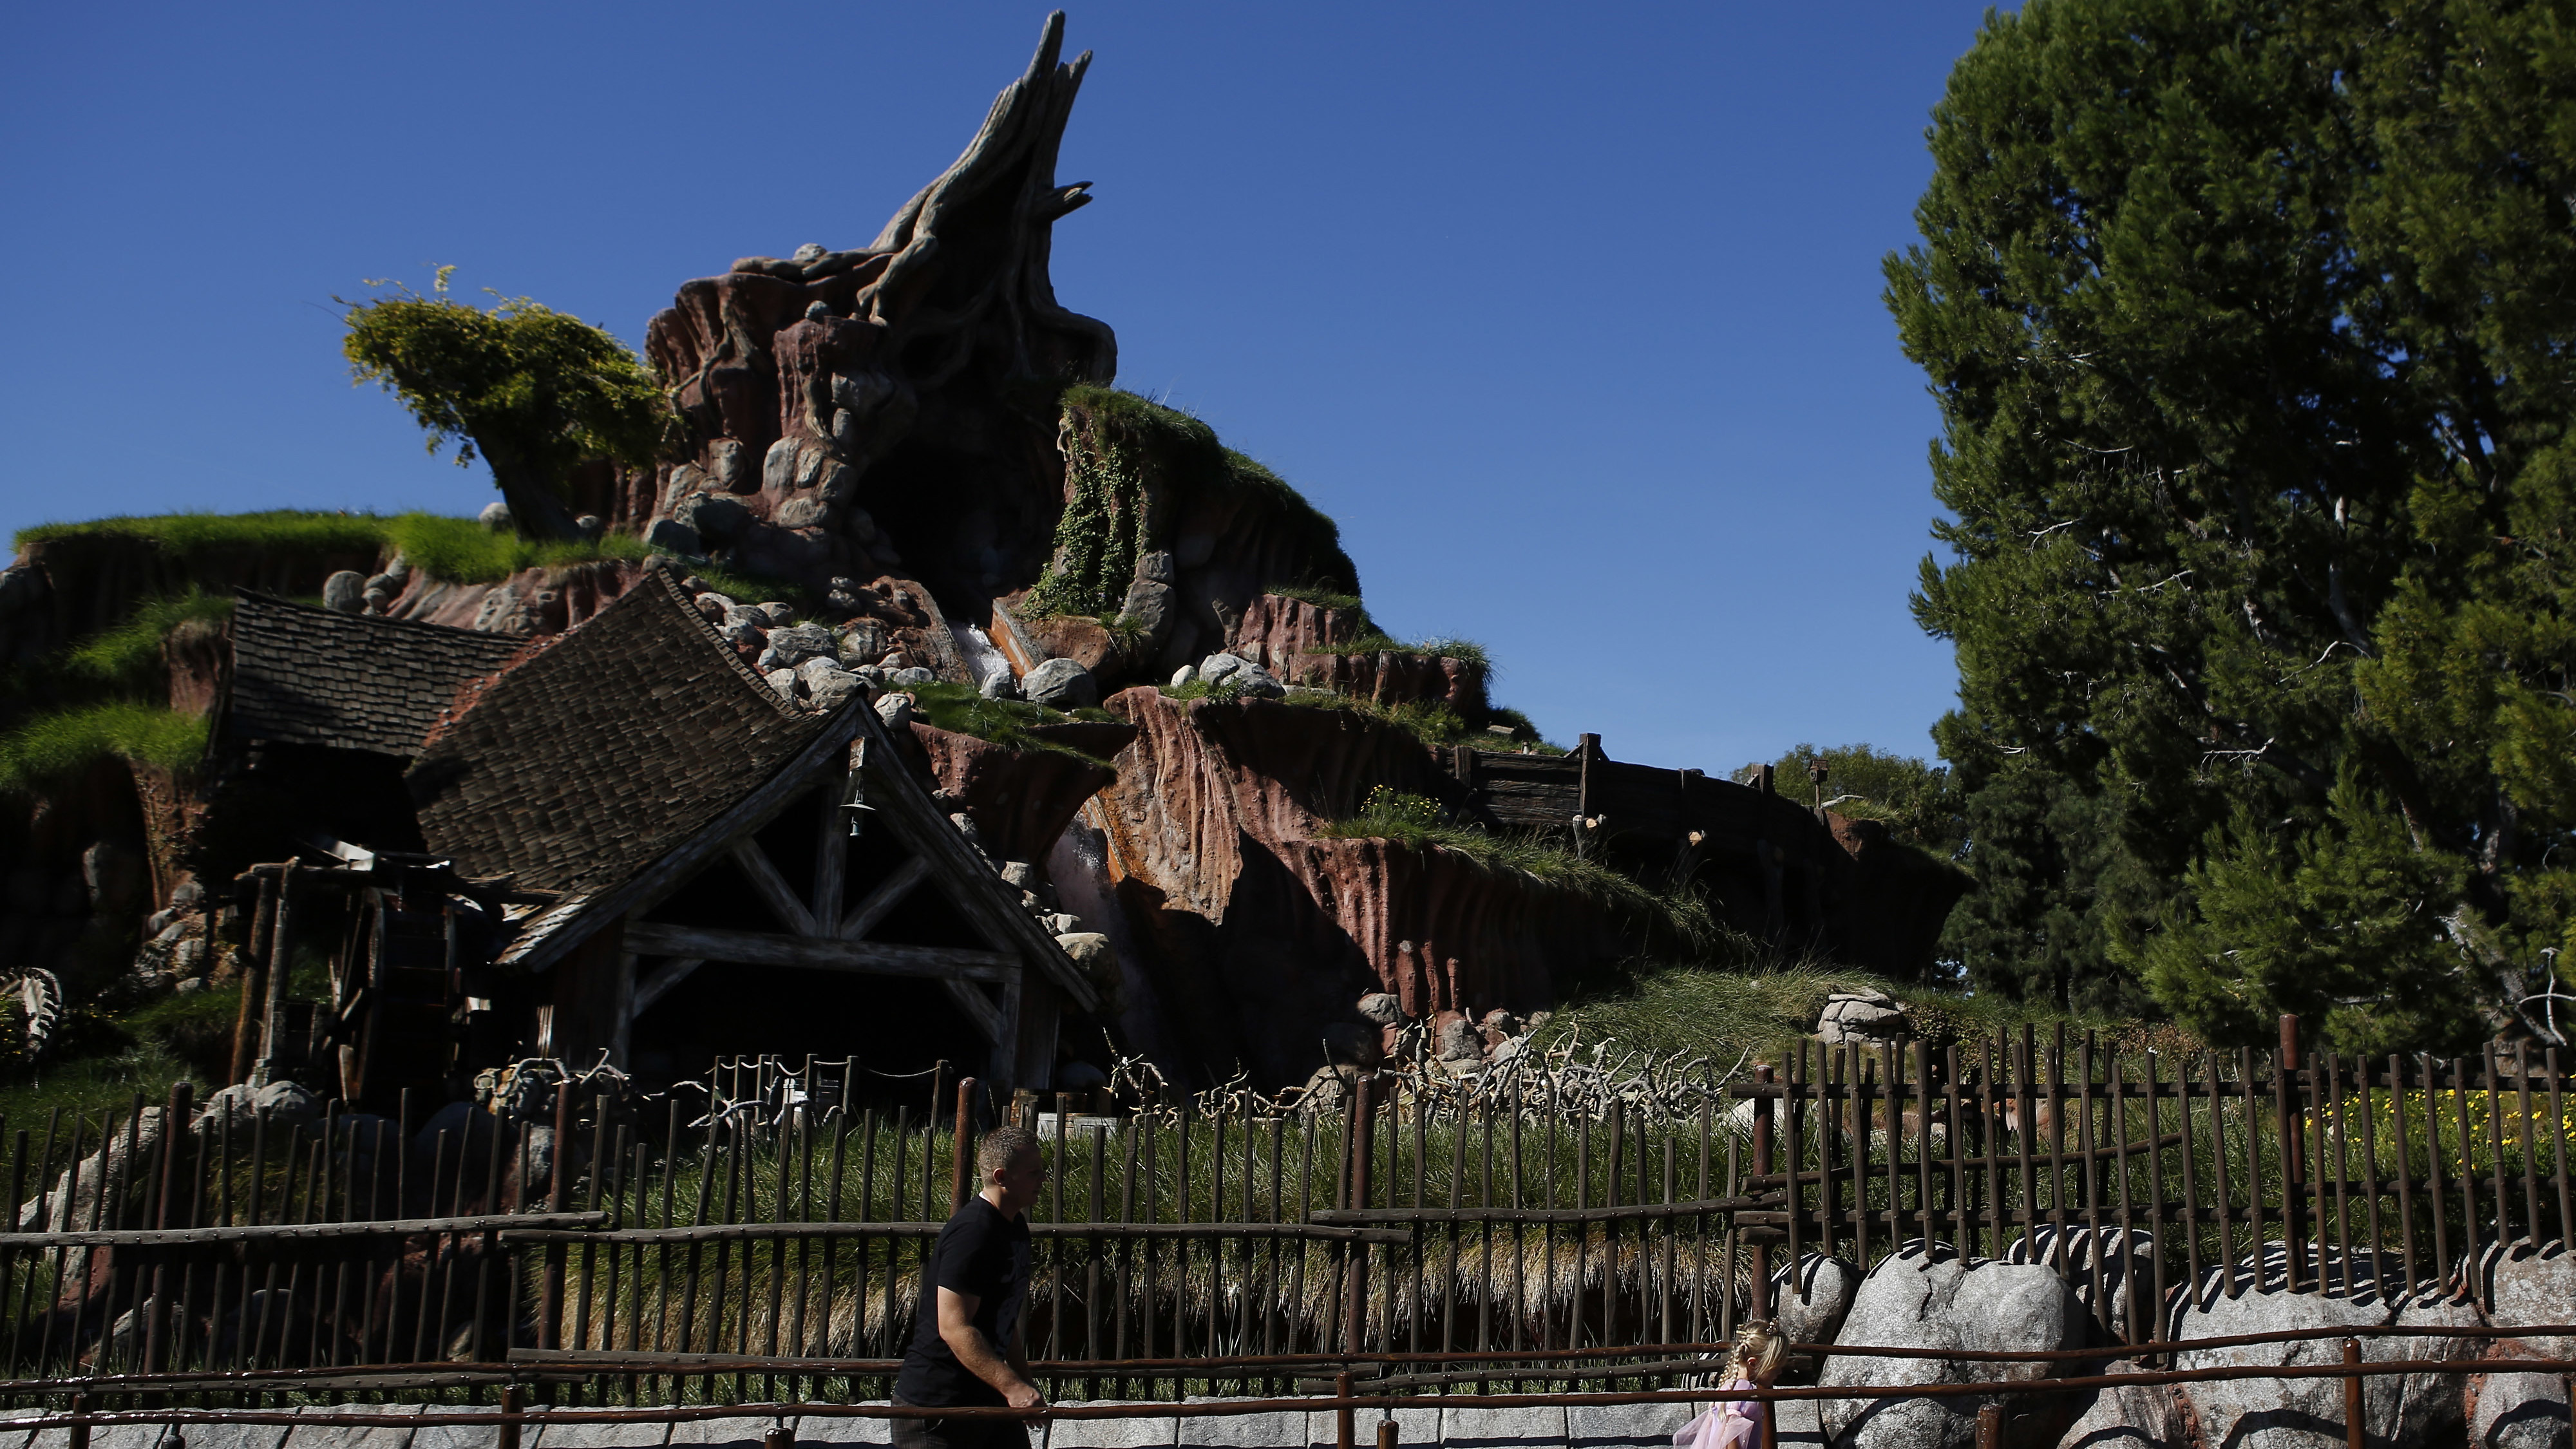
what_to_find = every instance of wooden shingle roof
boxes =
[225,592,529,757]
[406,571,833,896]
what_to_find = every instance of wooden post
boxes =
[497,1384,522,1449]
[229,871,275,1084]
[1377,1417,1399,1449]
[1344,1074,1376,1355]
[1975,1403,2003,1449]
[1751,1063,1774,1321]
[2280,1015,2307,1292]
[142,1079,190,1372]
[258,861,300,1085]
[1335,1372,1356,1449]
[2342,1337,2364,1449]
[952,1075,980,1211]
[64,1394,87,1449]
[540,1080,573,1349]
[764,1427,795,1449]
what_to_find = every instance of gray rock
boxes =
[1057,933,1113,983]
[2005,1226,2158,1332]
[797,659,867,711]
[1817,1245,2096,1449]
[775,497,829,531]
[574,514,604,540]
[2471,1366,2570,1449]
[836,620,889,665]
[174,976,205,996]
[1356,993,1406,1027]
[1197,652,1251,688]
[1120,578,1175,649]
[891,666,937,687]
[478,501,513,530]
[1042,912,1083,936]
[2485,1241,2576,1330]
[759,623,838,672]
[813,460,858,502]
[721,603,768,629]
[644,518,701,555]
[1170,665,1198,688]
[757,602,796,627]
[999,862,1039,891]
[1436,1015,1483,1061]
[764,668,800,702]
[1233,665,1286,699]
[21,1106,168,1230]
[719,618,766,653]
[763,437,801,493]
[1817,993,1909,1045]
[980,670,1022,701]
[1773,1252,1862,1350]
[2172,1246,2481,1449]
[708,438,750,492]
[1136,549,1176,585]
[678,493,748,542]
[792,243,828,263]
[321,571,367,613]
[875,694,914,732]
[2051,1359,2181,1449]
[1025,657,1099,710]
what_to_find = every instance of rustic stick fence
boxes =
[0,1018,2563,1406]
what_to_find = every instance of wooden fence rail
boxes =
[0,1017,2561,1401]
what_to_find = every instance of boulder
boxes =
[1817,992,1909,1045]
[1816,1245,2096,1449]
[837,620,890,665]
[797,659,867,711]
[980,670,1023,701]
[1772,1253,1862,1352]
[1233,665,1287,699]
[1119,577,1175,650]
[1024,658,1099,710]
[1170,665,1197,688]
[759,623,838,672]
[2005,1226,2158,1334]
[644,518,701,555]
[679,493,749,542]
[322,571,368,613]
[1197,652,1251,688]
[764,668,800,701]
[1356,993,1406,1027]
[2050,1359,2181,1449]
[21,1106,170,1231]
[875,694,915,731]
[892,666,938,687]
[2171,1247,2481,1449]
[1435,1014,1483,1062]
[2468,1245,2576,1448]
[478,501,513,530]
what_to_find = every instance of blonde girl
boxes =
[1674,1321,1788,1449]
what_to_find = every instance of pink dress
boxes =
[1673,1378,1764,1449]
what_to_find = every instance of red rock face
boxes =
[912,719,1134,866]
[1091,688,1634,1085]
[1228,594,1488,715]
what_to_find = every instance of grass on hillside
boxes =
[15,510,654,587]
[1318,788,1715,951]
[57,591,236,690]
[0,703,209,793]
[902,682,1120,768]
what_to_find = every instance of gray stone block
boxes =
[1770,1399,1825,1449]
[1567,1401,1694,1449]
[1046,1402,1174,1449]
[1171,1406,1300,1449]
[1300,1404,1434,1449]
[282,1403,424,1449]
[525,1415,672,1449]
[1434,1405,1566,1449]
[790,1405,892,1446]
[158,1421,291,1449]
[665,1417,777,1449]
[2472,1370,2571,1449]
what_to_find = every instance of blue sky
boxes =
[1,3,2003,773]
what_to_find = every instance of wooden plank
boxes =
[631,958,705,1016]
[0,1211,609,1248]
[811,771,848,940]
[941,977,1005,1044]
[503,1221,1410,1245]
[840,856,933,940]
[622,921,1012,981]
[728,837,818,938]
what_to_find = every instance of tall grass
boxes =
[55,591,234,690]
[0,702,207,792]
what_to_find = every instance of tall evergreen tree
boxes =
[1891,0,2576,1052]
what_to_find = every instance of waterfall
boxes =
[945,617,1012,689]
[1045,806,1187,1082]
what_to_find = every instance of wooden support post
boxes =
[497,1384,523,1449]
[142,1079,190,1372]
[2281,1015,2307,1293]
[540,1081,573,1349]
[1751,1063,1775,1322]
[2342,1337,2364,1449]
[1976,1403,2003,1449]
[1378,1417,1399,1449]
[952,1075,979,1212]
[1344,1074,1376,1356]
[229,871,275,1084]
[258,861,300,1084]
[1335,1372,1356,1449]
[765,1427,795,1449]
[65,1394,87,1449]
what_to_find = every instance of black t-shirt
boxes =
[895,1195,1033,1406]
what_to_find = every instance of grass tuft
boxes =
[57,591,236,690]
[14,511,389,559]
[902,682,1119,770]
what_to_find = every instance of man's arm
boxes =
[936,1287,1044,1411]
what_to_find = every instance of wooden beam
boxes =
[729,837,819,938]
[840,856,933,940]
[813,768,848,942]
[941,977,1006,1043]
[631,957,704,1016]
[624,920,1014,982]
